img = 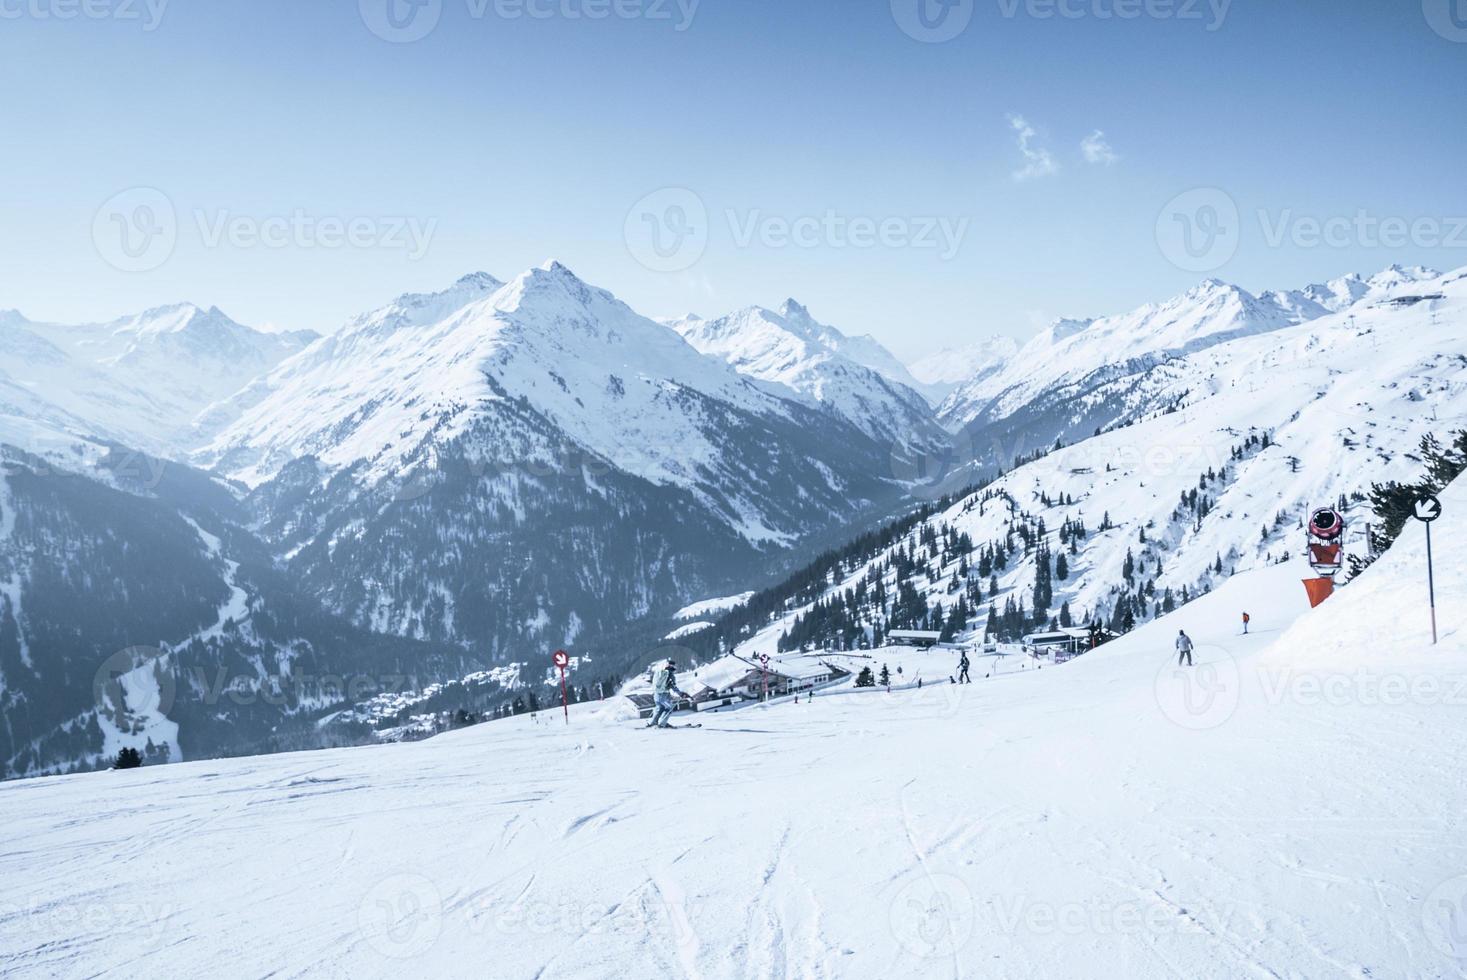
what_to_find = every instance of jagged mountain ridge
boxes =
[666,299,948,453]
[938,265,1441,432]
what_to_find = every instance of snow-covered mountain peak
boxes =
[1367,263,1440,292]
[454,271,502,291]
[777,298,812,322]
[338,271,506,342]
[500,259,605,311]
[200,262,910,551]
[908,335,1019,399]
[0,298,324,457]
[105,302,229,337]
[669,302,945,450]
[1039,316,1093,345]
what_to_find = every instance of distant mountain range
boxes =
[0,260,1460,778]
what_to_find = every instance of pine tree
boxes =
[878,664,891,687]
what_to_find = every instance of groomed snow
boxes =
[3,476,1465,977]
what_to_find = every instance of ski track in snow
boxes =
[181,516,249,642]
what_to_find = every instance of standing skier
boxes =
[1176,629,1194,667]
[1242,611,1250,635]
[647,658,690,729]
[957,652,971,684]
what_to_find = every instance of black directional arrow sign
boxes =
[1414,495,1443,523]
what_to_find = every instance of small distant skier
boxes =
[1176,629,1194,667]
[1242,611,1251,635]
[957,653,971,684]
[647,658,689,729]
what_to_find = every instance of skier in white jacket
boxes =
[1175,629,1195,667]
[648,658,690,728]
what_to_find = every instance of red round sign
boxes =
[553,650,569,668]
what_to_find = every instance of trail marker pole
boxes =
[1427,523,1438,645]
[553,649,570,723]
[1413,496,1443,646]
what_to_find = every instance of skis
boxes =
[641,723,703,730]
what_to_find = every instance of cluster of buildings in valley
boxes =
[626,624,1118,718]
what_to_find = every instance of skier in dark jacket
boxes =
[648,658,690,728]
[957,653,971,684]
[1176,630,1194,667]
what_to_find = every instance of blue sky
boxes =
[2,0,1465,359]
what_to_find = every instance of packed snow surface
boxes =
[4,474,1466,977]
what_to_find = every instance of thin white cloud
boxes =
[1007,114,1059,182]
[1081,130,1120,165]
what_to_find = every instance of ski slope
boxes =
[3,476,1465,977]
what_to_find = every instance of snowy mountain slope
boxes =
[195,263,906,660]
[204,264,895,537]
[0,304,316,456]
[4,492,1464,977]
[937,265,1441,435]
[0,444,475,780]
[669,299,947,451]
[715,266,1467,662]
